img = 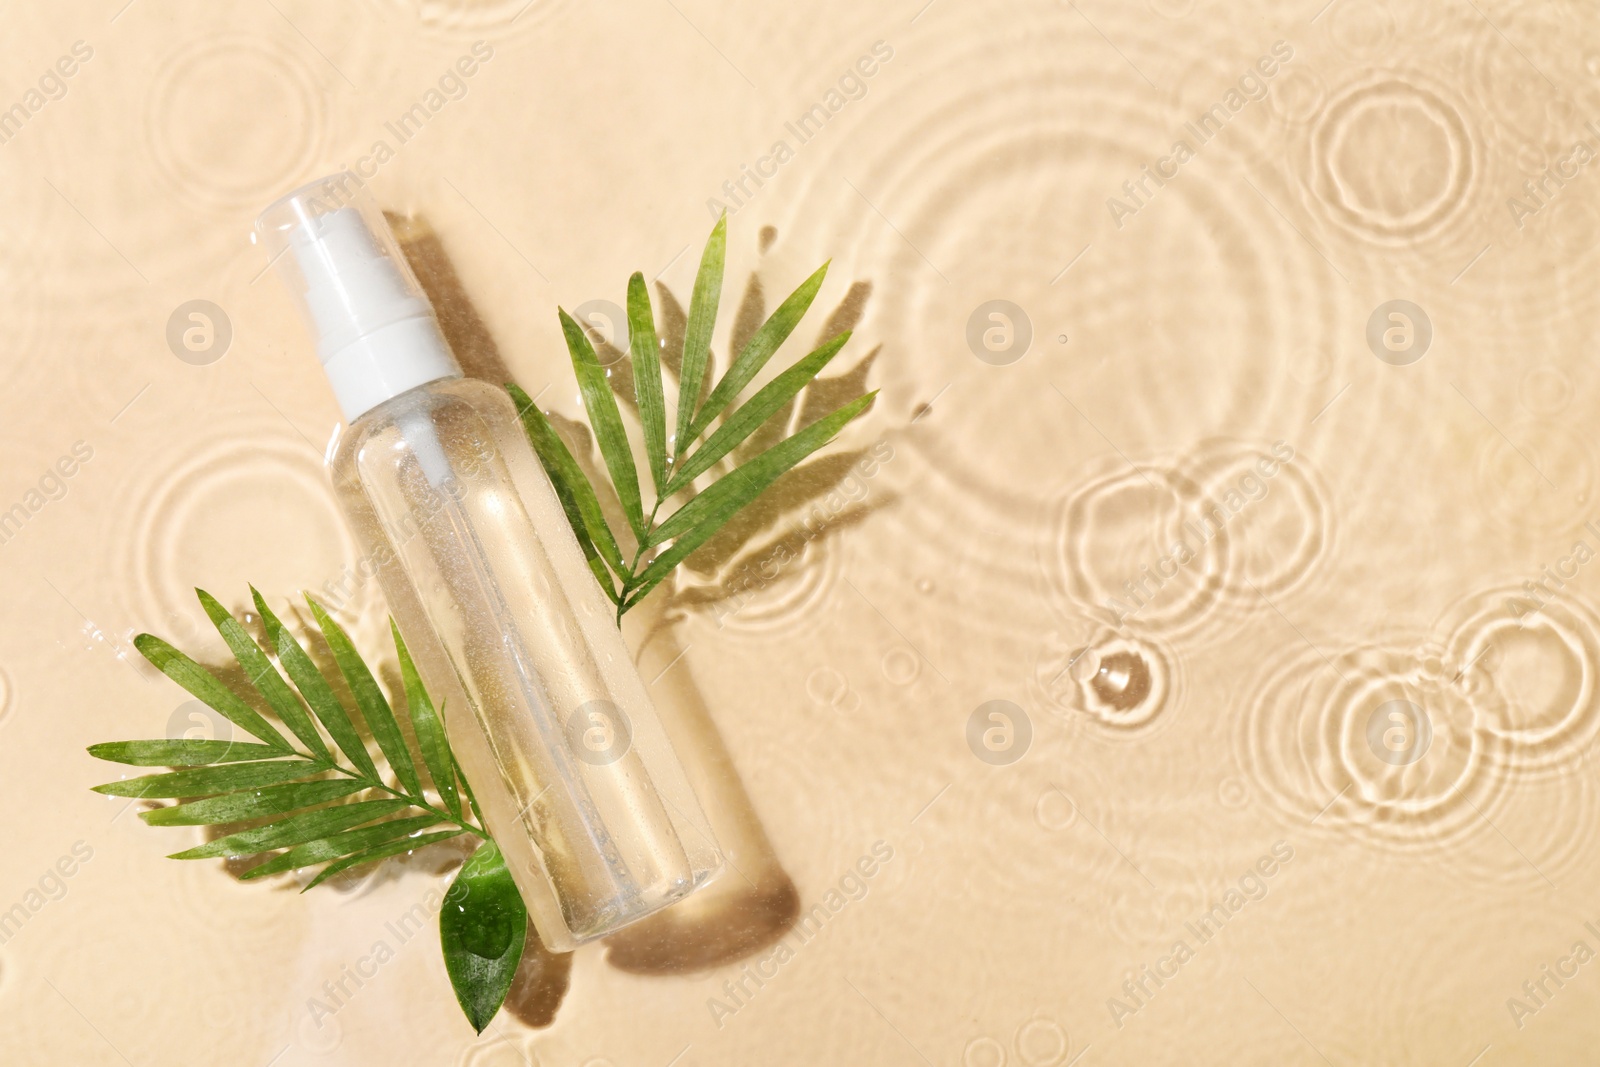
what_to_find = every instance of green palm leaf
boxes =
[509,220,874,622]
[307,597,422,797]
[628,271,669,495]
[92,584,493,1029]
[91,759,321,799]
[252,588,381,780]
[197,588,330,761]
[304,829,465,891]
[142,778,368,827]
[685,260,829,443]
[559,307,645,540]
[626,392,876,609]
[86,739,284,767]
[240,814,445,880]
[675,214,726,456]
[393,622,459,819]
[170,799,411,860]
[668,330,851,493]
[132,635,290,752]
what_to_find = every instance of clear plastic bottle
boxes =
[257,173,720,951]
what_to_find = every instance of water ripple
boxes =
[1437,585,1600,776]
[1235,635,1510,853]
[145,34,326,211]
[1307,74,1478,247]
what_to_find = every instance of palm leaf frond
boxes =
[512,220,875,622]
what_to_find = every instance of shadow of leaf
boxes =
[389,213,513,387]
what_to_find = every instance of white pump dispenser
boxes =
[256,172,460,421]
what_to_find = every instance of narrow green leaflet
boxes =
[626,392,876,608]
[393,622,459,819]
[252,588,381,781]
[559,308,645,540]
[628,271,669,495]
[196,588,330,761]
[91,759,321,799]
[133,634,290,752]
[451,747,480,825]
[668,330,851,493]
[86,739,283,767]
[676,214,726,455]
[304,829,465,891]
[170,799,411,860]
[241,814,445,880]
[439,841,528,1034]
[507,382,626,591]
[686,261,829,442]
[649,392,877,549]
[142,778,366,826]
[307,597,422,796]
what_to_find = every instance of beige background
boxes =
[5,0,1600,1063]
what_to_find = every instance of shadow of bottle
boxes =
[604,592,800,974]
[596,268,892,973]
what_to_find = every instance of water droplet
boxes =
[1091,650,1152,710]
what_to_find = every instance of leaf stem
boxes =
[618,497,666,626]
[295,750,487,840]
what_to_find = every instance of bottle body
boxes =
[328,376,720,951]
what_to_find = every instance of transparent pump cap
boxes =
[256,173,461,421]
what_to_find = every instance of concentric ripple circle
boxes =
[1308,74,1477,246]
[145,34,325,210]
[1183,437,1333,603]
[1048,457,1228,636]
[1236,637,1510,851]
[104,416,369,651]
[1436,585,1600,776]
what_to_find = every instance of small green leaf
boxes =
[676,215,726,456]
[628,271,669,496]
[133,634,291,752]
[439,840,528,1034]
[143,778,367,826]
[196,588,331,761]
[392,622,459,819]
[559,308,645,540]
[197,588,334,764]
[686,260,829,443]
[668,330,851,493]
[92,759,321,798]
[253,589,381,781]
[87,739,284,767]
[170,799,410,860]
[306,597,422,797]
[240,815,445,880]
[506,382,627,591]
[304,829,464,891]
[627,392,876,608]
